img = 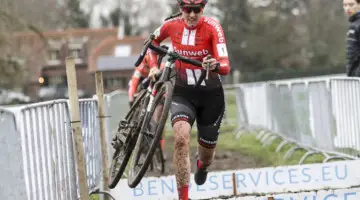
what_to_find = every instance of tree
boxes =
[107,8,133,36]
[0,56,25,89]
[89,0,169,35]
[0,0,46,90]
[64,0,90,28]
[300,0,347,69]
[217,0,347,82]
[9,0,61,30]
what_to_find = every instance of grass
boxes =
[170,122,327,168]
[89,195,99,200]
[217,90,331,166]
[214,132,327,167]
[182,125,325,167]
[163,90,328,167]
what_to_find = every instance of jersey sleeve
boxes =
[208,18,231,75]
[148,21,171,69]
[128,67,142,101]
[129,53,150,100]
[159,63,166,70]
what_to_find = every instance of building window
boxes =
[70,49,81,58]
[104,77,122,89]
[121,77,128,88]
[49,75,66,85]
[48,50,60,60]
[115,45,132,57]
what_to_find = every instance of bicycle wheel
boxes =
[127,81,173,188]
[152,144,165,174]
[148,144,164,173]
[108,90,147,189]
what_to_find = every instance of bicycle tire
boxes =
[108,90,147,189]
[149,143,165,174]
[127,81,173,188]
[154,144,165,174]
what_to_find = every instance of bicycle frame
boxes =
[146,60,175,107]
[137,59,176,141]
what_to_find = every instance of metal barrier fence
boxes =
[0,89,161,199]
[233,77,360,159]
[0,99,103,200]
[102,90,129,169]
[0,107,28,199]
[79,99,102,193]
[2,75,360,199]
[0,100,78,200]
[330,78,360,153]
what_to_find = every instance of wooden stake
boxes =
[95,71,110,200]
[232,172,237,196]
[65,56,89,200]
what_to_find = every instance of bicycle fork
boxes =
[146,61,172,111]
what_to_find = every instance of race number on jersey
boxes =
[217,43,228,57]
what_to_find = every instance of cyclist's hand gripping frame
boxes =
[134,33,207,88]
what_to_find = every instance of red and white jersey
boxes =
[128,51,165,101]
[149,16,230,89]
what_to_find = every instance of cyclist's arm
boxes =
[159,63,166,70]
[209,19,230,75]
[148,22,171,69]
[128,68,142,101]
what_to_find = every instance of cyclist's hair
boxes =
[164,12,181,21]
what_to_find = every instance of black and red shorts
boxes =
[170,86,225,149]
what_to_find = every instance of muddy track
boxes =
[145,135,267,178]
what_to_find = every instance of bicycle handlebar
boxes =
[148,43,203,67]
[135,34,208,88]
[134,35,154,67]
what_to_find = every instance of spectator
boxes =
[344,0,360,76]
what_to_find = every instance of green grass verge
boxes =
[167,122,327,167]
[180,124,326,167]
[89,195,99,200]
[215,132,327,166]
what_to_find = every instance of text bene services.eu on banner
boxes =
[112,160,360,200]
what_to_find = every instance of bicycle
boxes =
[127,34,210,188]
[129,83,167,175]
[108,46,167,189]
[108,33,209,189]
[108,43,168,189]
[134,78,167,175]
[149,141,166,174]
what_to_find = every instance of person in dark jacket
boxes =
[344,0,360,76]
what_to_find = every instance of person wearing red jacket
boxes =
[148,0,231,199]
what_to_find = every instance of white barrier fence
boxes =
[0,93,128,200]
[2,75,360,199]
[0,107,28,198]
[233,77,360,159]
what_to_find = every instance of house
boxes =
[88,36,172,93]
[88,35,147,93]
[10,28,119,100]
[10,28,157,100]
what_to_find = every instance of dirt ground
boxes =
[145,135,267,177]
